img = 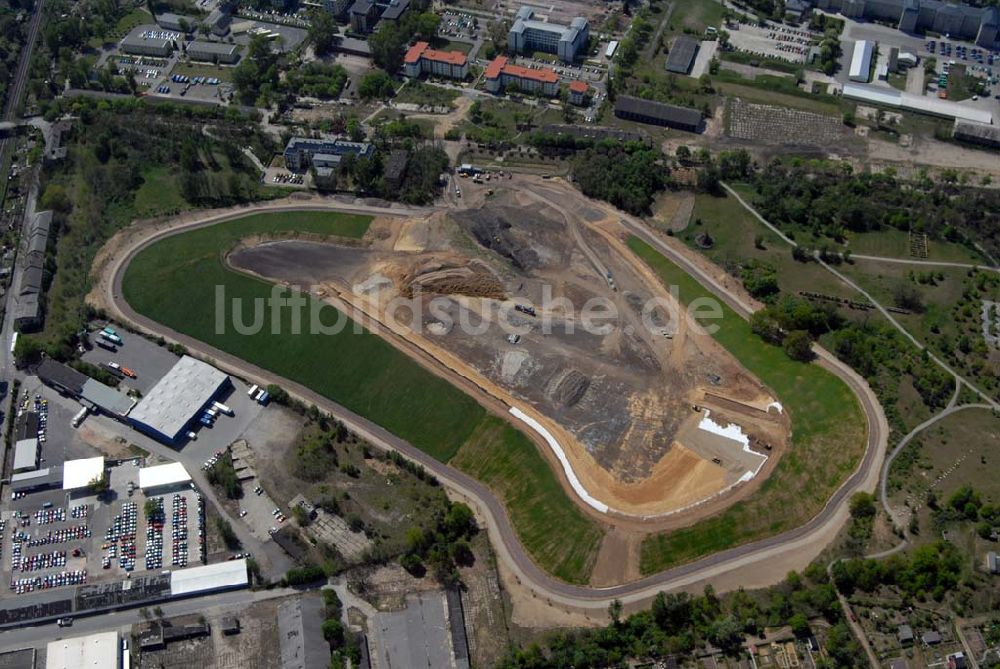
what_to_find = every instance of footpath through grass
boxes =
[123,210,602,583]
[628,237,866,574]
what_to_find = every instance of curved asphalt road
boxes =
[101,199,888,610]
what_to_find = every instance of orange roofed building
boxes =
[568,80,588,105]
[484,56,560,96]
[403,41,469,80]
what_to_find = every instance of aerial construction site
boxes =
[227,179,791,529]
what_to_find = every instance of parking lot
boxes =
[82,328,181,396]
[727,21,814,64]
[2,460,209,598]
[441,10,481,41]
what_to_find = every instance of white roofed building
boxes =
[139,462,192,495]
[170,559,249,596]
[12,438,39,473]
[850,39,875,82]
[62,456,106,492]
[46,631,120,669]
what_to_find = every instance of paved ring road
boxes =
[102,199,888,611]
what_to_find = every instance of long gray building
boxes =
[13,211,52,331]
[186,40,241,64]
[119,25,180,57]
[809,0,999,48]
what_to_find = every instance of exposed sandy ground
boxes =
[867,136,1000,181]
[391,95,473,139]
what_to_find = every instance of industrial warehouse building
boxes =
[186,40,241,64]
[139,462,192,495]
[12,438,39,473]
[403,41,469,80]
[119,25,179,57]
[484,56,560,96]
[508,7,589,62]
[278,595,331,669]
[11,467,61,493]
[842,82,993,124]
[47,631,121,669]
[665,35,699,75]
[36,358,135,417]
[169,559,249,597]
[13,210,52,331]
[849,39,875,82]
[128,356,230,445]
[614,96,703,132]
[953,120,1000,148]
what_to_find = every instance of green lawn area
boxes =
[133,167,188,218]
[713,79,844,116]
[114,8,153,37]
[890,407,1000,506]
[171,61,236,83]
[451,417,603,583]
[531,51,560,63]
[845,228,987,264]
[629,237,866,574]
[670,0,724,32]
[123,210,602,583]
[681,192,856,302]
[431,38,473,55]
[394,81,460,107]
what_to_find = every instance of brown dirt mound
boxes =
[550,369,591,408]
[403,263,506,300]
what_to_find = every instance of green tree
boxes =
[309,9,339,55]
[848,492,876,519]
[782,330,814,362]
[358,70,396,100]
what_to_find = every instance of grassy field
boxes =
[133,167,188,218]
[670,0,724,32]
[713,80,844,116]
[844,228,986,264]
[682,193,857,302]
[629,237,866,573]
[171,62,236,83]
[123,211,479,462]
[123,210,602,583]
[432,38,473,55]
[451,417,603,583]
[394,81,461,108]
[889,407,1000,508]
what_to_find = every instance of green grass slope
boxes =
[628,237,866,573]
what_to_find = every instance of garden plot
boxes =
[728,98,848,145]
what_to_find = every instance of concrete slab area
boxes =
[690,40,718,79]
[374,591,458,669]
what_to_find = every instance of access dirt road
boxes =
[93,187,887,614]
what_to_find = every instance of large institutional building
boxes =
[507,8,589,62]
[403,41,469,80]
[810,0,999,48]
[484,56,560,96]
